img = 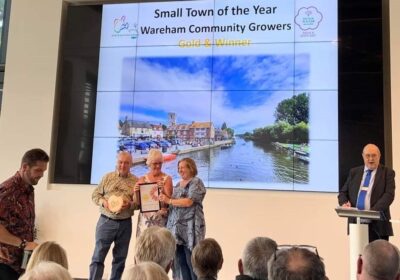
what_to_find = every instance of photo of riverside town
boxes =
[112,53,310,186]
[118,95,309,185]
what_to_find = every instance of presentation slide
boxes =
[91,0,338,192]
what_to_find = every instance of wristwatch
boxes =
[19,239,27,249]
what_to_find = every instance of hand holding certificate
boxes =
[139,182,161,212]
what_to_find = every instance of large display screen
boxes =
[91,0,338,192]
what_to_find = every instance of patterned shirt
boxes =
[167,177,206,250]
[0,172,35,274]
[92,171,139,220]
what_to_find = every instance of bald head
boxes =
[362,144,381,170]
[268,247,326,280]
[358,240,400,280]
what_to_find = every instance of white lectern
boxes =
[335,207,382,280]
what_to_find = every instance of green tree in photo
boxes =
[274,93,309,125]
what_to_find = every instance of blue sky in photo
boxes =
[120,54,309,133]
[141,56,213,76]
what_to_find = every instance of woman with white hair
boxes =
[122,262,169,280]
[136,149,173,237]
[19,261,72,280]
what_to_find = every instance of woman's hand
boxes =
[133,182,140,193]
[158,207,168,216]
[159,193,170,204]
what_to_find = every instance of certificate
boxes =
[139,182,160,212]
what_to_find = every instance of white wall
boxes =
[0,1,399,279]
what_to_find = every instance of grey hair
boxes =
[363,240,400,280]
[242,237,277,279]
[146,149,163,166]
[123,262,169,280]
[134,226,176,270]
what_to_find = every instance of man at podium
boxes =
[338,143,396,242]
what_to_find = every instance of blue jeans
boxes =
[89,215,132,280]
[173,244,197,280]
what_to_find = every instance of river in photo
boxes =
[132,138,308,186]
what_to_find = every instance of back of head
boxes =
[361,240,400,280]
[123,262,169,280]
[21,148,49,166]
[192,238,223,278]
[19,261,72,280]
[242,237,278,279]
[268,247,326,280]
[135,226,176,271]
[26,241,69,271]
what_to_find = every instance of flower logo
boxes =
[295,7,323,31]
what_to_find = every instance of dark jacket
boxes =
[338,164,395,236]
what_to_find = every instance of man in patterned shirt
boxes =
[0,148,49,280]
[89,151,139,280]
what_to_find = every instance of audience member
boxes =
[236,237,277,280]
[89,151,139,280]
[191,238,223,280]
[0,148,49,280]
[19,261,72,280]
[357,239,400,280]
[25,241,68,271]
[134,225,176,272]
[122,262,169,280]
[268,246,327,280]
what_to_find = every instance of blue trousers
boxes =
[89,215,132,280]
[173,244,197,280]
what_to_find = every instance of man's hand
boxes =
[341,201,351,208]
[120,200,131,211]
[102,199,109,210]
[24,241,38,251]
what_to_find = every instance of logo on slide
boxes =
[113,16,138,39]
[295,6,323,34]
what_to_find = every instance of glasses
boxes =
[274,244,320,260]
[363,153,378,159]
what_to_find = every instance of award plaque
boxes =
[139,182,161,212]
[108,195,124,213]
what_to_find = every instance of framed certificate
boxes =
[139,182,160,212]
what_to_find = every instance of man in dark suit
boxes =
[338,143,396,242]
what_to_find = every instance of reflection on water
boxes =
[132,138,308,185]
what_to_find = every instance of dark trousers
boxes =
[0,263,19,280]
[369,226,389,243]
[173,244,197,280]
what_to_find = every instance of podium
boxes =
[335,207,383,280]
